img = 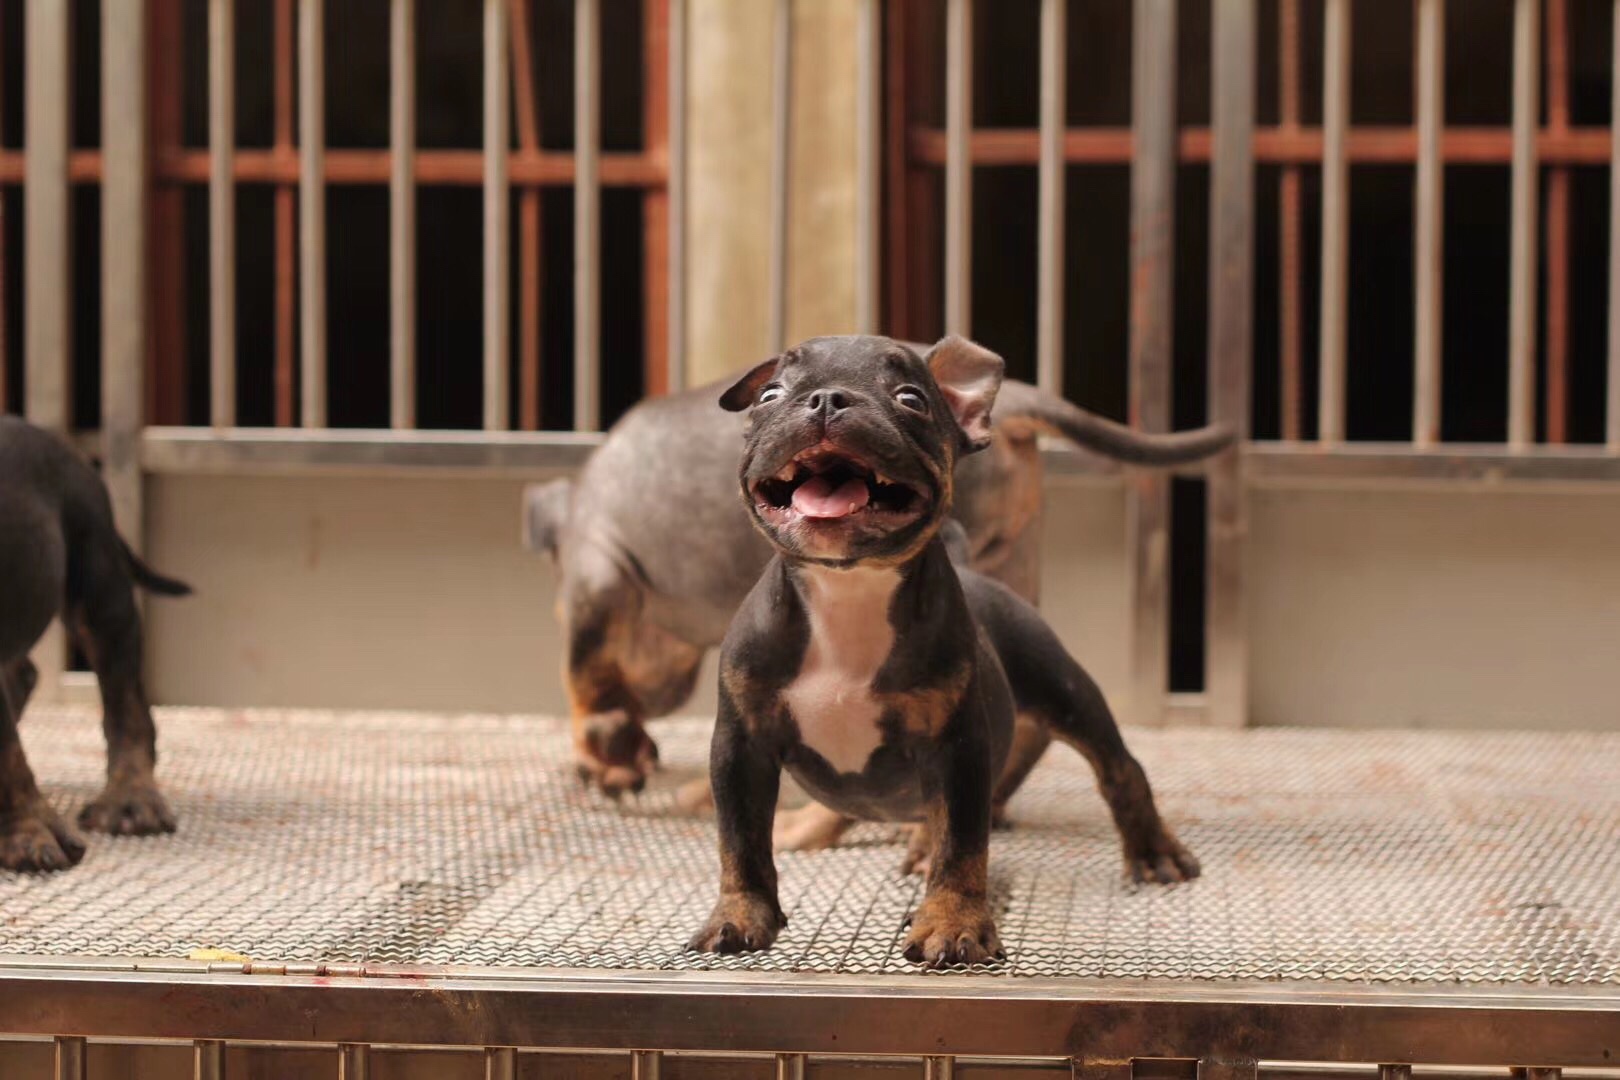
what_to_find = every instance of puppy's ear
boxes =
[925,335,1004,453]
[718,357,781,412]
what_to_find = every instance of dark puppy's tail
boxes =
[995,378,1236,466]
[119,538,193,597]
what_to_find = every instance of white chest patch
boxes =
[782,565,900,775]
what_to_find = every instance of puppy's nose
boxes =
[806,389,851,416]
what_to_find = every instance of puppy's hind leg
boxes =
[68,544,177,837]
[0,678,85,871]
[1,658,39,718]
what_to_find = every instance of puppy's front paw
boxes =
[686,893,786,954]
[0,804,86,872]
[1125,827,1200,885]
[79,782,177,836]
[574,711,659,798]
[902,893,1004,968]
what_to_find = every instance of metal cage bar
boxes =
[514,0,544,425]
[776,1052,807,1080]
[274,0,297,427]
[1278,0,1302,441]
[574,0,602,429]
[485,0,512,432]
[299,0,328,428]
[339,1042,370,1079]
[208,0,236,429]
[25,0,72,434]
[1127,0,1177,727]
[667,0,689,391]
[193,1039,224,1080]
[856,0,882,335]
[944,0,973,337]
[1036,0,1067,396]
[1613,0,1620,451]
[1507,0,1541,449]
[769,0,794,354]
[391,0,418,431]
[1545,0,1571,444]
[52,1036,85,1080]
[1318,0,1349,444]
[634,1050,664,1079]
[1413,0,1444,449]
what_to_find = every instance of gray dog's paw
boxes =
[686,893,787,954]
[79,782,177,836]
[0,805,87,872]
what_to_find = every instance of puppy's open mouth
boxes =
[753,446,925,523]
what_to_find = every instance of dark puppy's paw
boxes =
[574,710,659,799]
[1126,829,1201,885]
[686,892,787,955]
[902,893,1004,968]
[79,782,178,836]
[0,805,87,872]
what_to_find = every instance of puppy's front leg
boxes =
[904,735,1004,968]
[688,688,786,954]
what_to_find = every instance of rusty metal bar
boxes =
[485,1047,516,1080]
[1279,0,1302,440]
[769,0,793,352]
[392,0,417,430]
[856,0,882,334]
[513,0,542,428]
[944,0,973,336]
[1377,1065,1413,1080]
[1036,0,1067,395]
[1318,0,1349,444]
[209,0,236,428]
[103,0,149,550]
[339,1043,370,1080]
[641,0,668,398]
[275,0,296,427]
[668,0,689,391]
[776,1052,807,1080]
[1200,1060,1260,1080]
[485,0,511,431]
[1207,0,1255,729]
[633,1050,663,1080]
[1544,0,1570,444]
[194,1039,225,1080]
[25,0,72,433]
[575,0,601,429]
[925,1057,956,1080]
[1508,0,1540,449]
[1612,0,1620,451]
[1413,0,1444,448]
[1128,0,1177,727]
[299,0,328,428]
[53,1036,85,1080]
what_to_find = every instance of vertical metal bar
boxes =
[194,1039,225,1080]
[574,0,601,429]
[485,1048,516,1080]
[1199,1060,1259,1080]
[924,1057,955,1080]
[1508,0,1541,449]
[26,0,72,433]
[391,0,417,430]
[884,0,915,340]
[209,0,237,428]
[1206,0,1255,730]
[667,0,688,391]
[104,0,150,550]
[633,1050,663,1080]
[0,2,6,418]
[53,1036,86,1080]
[1377,1065,1413,1080]
[1278,0,1302,440]
[485,0,512,431]
[1413,0,1444,448]
[641,0,669,398]
[776,1053,807,1080]
[1611,0,1620,451]
[513,0,543,427]
[299,0,328,428]
[768,0,793,352]
[856,0,882,335]
[1128,0,1177,728]
[1544,0,1570,444]
[1036,0,1067,394]
[274,0,297,427]
[1318,0,1349,444]
[148,0,188,427]
[339,1043,370,1080]
[944,0,973,337]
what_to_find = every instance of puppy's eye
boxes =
[758,385,786,405]
[895,387,928,413]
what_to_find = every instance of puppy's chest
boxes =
[781,567,901,775]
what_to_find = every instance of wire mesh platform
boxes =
[2,706,1617,986]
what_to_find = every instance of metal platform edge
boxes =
[0,960,1616,1064]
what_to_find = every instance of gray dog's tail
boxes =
[119,538,193,597]
[523,478,574,559]
[995,379,1236,466]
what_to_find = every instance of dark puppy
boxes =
[0,416,191,871]
[688,336,1198,967]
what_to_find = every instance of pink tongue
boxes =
[792,474,871,518]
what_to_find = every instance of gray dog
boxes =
[526,336,1233,820]
[0,417,190,872]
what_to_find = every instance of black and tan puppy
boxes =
[688,336,1198,967]
[0,416,190,872]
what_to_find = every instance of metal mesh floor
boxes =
[2,706,1618,985]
